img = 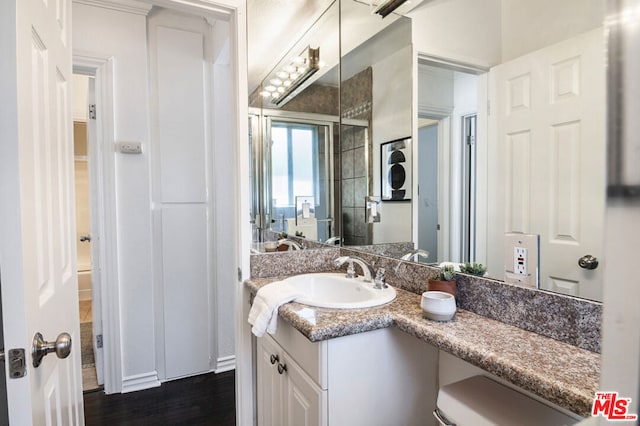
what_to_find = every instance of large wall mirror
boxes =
[248,0,606,302]
[248,0,340,246]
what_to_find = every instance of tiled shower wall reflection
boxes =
[341,67,373,245]
[341,125,370,244]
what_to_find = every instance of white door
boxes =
[488,28,605,300]
[417,125,439,260]
[0,0,84,424]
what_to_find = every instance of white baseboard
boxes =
[214,355,236,373]
[121,371,161,393]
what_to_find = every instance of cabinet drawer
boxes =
[271,320,328,389]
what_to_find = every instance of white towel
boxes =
[248,282,301,337]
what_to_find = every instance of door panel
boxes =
[1,0,83,424]
[488,28,605,300]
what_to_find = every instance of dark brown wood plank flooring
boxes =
[83,371,235,425]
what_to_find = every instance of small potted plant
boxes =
[460,262,487,276]
[428,265,456,297]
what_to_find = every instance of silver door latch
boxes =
[0,348,27,379]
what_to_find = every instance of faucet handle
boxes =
[345,261,356,279]
[374,268,387,289]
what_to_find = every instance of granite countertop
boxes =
[246,276,600,417]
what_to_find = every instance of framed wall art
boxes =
[380,137,411,201]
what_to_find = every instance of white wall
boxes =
[73,3,156,386]
[501,0,605,61]
[410,0,604,66]
[212,21,237,367]
[372,44,413,244]
[409,0,502,67]
[73,2,236,390]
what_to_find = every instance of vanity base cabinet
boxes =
[256,321,438,426]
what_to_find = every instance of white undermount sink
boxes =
[282,272,397,309]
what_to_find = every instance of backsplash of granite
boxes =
[454,273,601,353]
[250,247,340,277]
[345,242,415,259]
[250,246,602,353]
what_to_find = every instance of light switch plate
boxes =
[366,196,381,223]
[117,141,142,154]
[504,233,539,289]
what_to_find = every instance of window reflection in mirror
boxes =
[269,121,333,242]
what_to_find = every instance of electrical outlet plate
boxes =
[504,233,539,289]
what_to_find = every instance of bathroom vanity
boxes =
[257,320,437,425]
[246,274,599,425]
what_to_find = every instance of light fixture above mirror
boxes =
[259,46,321,106]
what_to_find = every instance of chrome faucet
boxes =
[334,256,375,282]
[400,249,430,262]
[277,238,303,250]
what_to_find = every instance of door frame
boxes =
[73,54,122,393]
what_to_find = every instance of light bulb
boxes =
[276,86,285,93]
[276,71,289,79]
[284,65,296,73]
[270,78,282,86]
[283,80,292,87]
[265,85,276,92]
[259,91,271,97]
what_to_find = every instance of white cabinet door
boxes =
[283,354,327,426]
[488,28,605,300]
[257,337,284,426]
[0,0,84,424]
[257,335,326,426]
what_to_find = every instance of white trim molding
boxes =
[121,371,162,393]
[73,0,153,16]
[215,356,236,373]
[72,0,152,15]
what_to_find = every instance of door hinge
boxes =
[96,334,103,349]
[0,348,27,379]
[237,267,243,282]
[89,104,97,120]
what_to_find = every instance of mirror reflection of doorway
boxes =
[417,124,438,261]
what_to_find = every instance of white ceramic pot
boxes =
[420,291,456,321]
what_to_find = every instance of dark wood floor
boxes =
[83,371,235,425]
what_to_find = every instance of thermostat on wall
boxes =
[117,141,143,154]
